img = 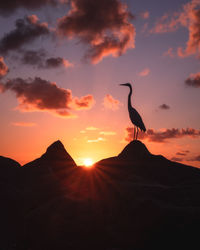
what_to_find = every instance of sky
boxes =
[0,0,200,167]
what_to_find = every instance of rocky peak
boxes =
[118,140,151,161]
[41,140,76,166]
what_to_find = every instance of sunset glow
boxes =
[83,158,94,167]
[0,0,199,168]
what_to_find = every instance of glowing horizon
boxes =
[0,0,200,168]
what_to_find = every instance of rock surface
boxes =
[1,140,200,250]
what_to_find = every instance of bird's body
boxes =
[120,83,146,140]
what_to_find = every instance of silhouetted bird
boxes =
[120,83,146,140]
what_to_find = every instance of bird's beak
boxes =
[120,83,126,86]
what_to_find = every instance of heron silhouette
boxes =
[120,83,146,140]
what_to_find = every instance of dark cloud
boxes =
[0,56,9,78]
[189,155,200,162]
[0,0,63,16]
[125,127,200,143]
[171,157,183,162]
[57,0,135,63]
[21,49,46,66]
[176,152,187,156]
[45,57,73,68]
[20,50,73,69]
[159,104,170,110]
[0,77,95,117]
[185,72,200,87]
[0,15,50,55]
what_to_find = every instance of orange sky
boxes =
[0,0,200,167]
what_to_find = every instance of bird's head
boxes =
[120,83,132,88]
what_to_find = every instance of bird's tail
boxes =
[141,123,146,132]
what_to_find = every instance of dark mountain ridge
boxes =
[1,140,200,250]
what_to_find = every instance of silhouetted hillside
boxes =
[1,140,200,250]
[96,140,200,185]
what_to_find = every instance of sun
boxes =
[83,158,94,167]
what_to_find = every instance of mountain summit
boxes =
[1,139,200,250]
[118,140,151,161]
[41,140,76,166]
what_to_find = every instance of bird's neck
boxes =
[128,86,132,109]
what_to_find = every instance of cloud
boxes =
[103,94,121,110]
[185,72,200,87]
[176,151,188,156]
[125,127,200,143]
[189,155,200,161]
[150,0,200,58]
[171,156,183,162]
[99,131,116,136]
[0,0,65,16]
[159,104,170,110]
[73,95,95,110]
[0,15,50,55]
[11,122,36,127]
[0,77,95,117]
[140,11,150,19]
[86,126,98,131]
[163,48,175,58]
[139,68,150,76]
[21,49,46,66]
[20,49,73,69]
[45,57,73,68]
[57,0,135,63]
[87,137,106,143]
[0,57,9,78]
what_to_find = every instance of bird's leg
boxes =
[136,127,138,140]
[133,126,135,140]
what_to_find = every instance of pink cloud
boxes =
[151,0,200,58]
[57,0,135,63]
[103,94,121,110]
[11,122,37,127]
[163,48,175,57]
[0,77,95,117]
[125,127,200,143]
[139,68,150,76]
[141,11,150,19]
[0,57,8,78]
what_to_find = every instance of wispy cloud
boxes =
[45,57,73,68]
[87,137,106,143]
[11,122,37,127]
[163,48,175,58]
[189,155,200,162]
[185,72,200,87]
[86,126,98,131]
[0,57,8,78]
[125,127,200,143]
[140,11,150,19]
[103,94,121,110]
[0,0,65,16]
[150,0,200,58]
[99,131,116,136]
[171,156,183,162]
[139,68,150,77]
